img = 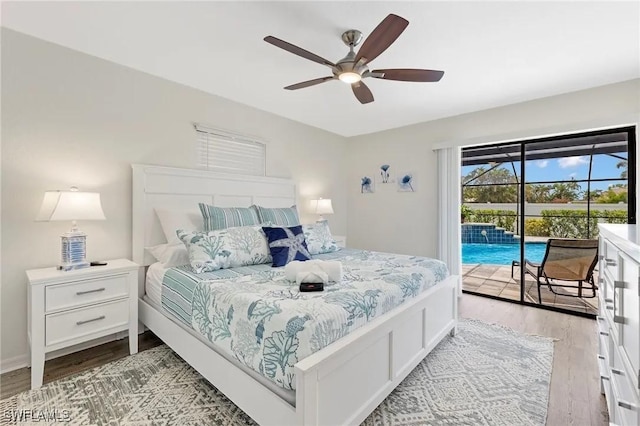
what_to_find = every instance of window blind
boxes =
[195,124,266,176]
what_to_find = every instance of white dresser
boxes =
[598,224,640,426]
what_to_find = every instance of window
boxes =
[195,123,266,176]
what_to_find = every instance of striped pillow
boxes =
[198,203,260,231]
[254,205,300,227]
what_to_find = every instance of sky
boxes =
[462,153,628,192]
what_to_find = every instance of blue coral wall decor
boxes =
[360,176,374,193]
[397,172,416,192]
[379,164,391,183]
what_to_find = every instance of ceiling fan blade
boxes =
[352,81,374,104]
[264,36,335,68]
[285,76,336,90]
[372,68,445,82]
[354,14,409,65]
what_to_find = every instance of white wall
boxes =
[0,29,348,369]
[346,79,640,257]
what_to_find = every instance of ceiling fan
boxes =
[264,14,444,104]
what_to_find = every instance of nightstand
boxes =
[26,259,139,389]
[333,235,347,248]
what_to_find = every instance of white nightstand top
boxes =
[26,259,139,285]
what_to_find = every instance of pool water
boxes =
[462,242,547,265]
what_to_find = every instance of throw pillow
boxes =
[198,204,260,231]
[253,205,300,227]
[177,226,271,273]
[262,225,311,267]
[302,221,340,255]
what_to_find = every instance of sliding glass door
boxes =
[461,126,636,317]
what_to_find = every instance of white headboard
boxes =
[131,164,296,268]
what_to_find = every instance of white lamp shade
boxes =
[36,191,106,221]
[313,198,334,216]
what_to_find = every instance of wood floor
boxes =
[1,294,607,425]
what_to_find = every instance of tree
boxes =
[525,184,553,203]
[596,186,628,204]
[584,189,604,201]
[617,160,628,179]
[462,166,518,203]
[549,180,582,202]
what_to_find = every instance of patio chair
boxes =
[523,238,599,304]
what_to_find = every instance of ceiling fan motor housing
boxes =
[335,50,369,76]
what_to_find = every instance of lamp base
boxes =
[57,262,90,271]
[59,232,90,271]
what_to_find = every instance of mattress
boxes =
[153,248,449,391]
[145,261,165,307]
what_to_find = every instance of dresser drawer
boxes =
[619,252,640,390]
[598,318,611,362]
[602,240,620,280]
[611,366,640,426]
[45,274,129,312]
[45,299,129,347]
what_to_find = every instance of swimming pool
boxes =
[462,242,548,265]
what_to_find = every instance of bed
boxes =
[132,164,459,426]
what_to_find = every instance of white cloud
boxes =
[558,156,589,168]
[536,160,549,168]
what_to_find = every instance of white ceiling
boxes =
[2,1,639,137]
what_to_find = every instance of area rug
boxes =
[1,319,553,425]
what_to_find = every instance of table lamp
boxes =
[311,198,334,222]
[36,187,106,270]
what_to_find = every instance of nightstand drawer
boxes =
[45,274,129,312]
[45,299,129,347]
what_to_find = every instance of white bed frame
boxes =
[132,164,458,426]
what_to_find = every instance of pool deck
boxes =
[462,263,599,315]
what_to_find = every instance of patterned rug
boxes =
[1,319,553,425]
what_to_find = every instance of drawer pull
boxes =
[618,400,637,411]
[599,277,604,285]
[611,368,625,375]
[597,316,606,322]
[605,298,613,303]
[614,315,626,324]
[76,315,106,326]
[614,281,627,289]
[76,287,106,296]
[606,305,614,310]
[600,331,609,336]
[606,258,617,266]
[598,354,605,360]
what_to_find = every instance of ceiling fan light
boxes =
[339,72,361,84]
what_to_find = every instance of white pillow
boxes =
[155,208,204,245]
[146,243,190,268]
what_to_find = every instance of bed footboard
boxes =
[294,274,458,425]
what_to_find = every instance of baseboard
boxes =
[0,330,134,374]
[0,354,29,375]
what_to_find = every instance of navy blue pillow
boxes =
[262,225,311,267]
